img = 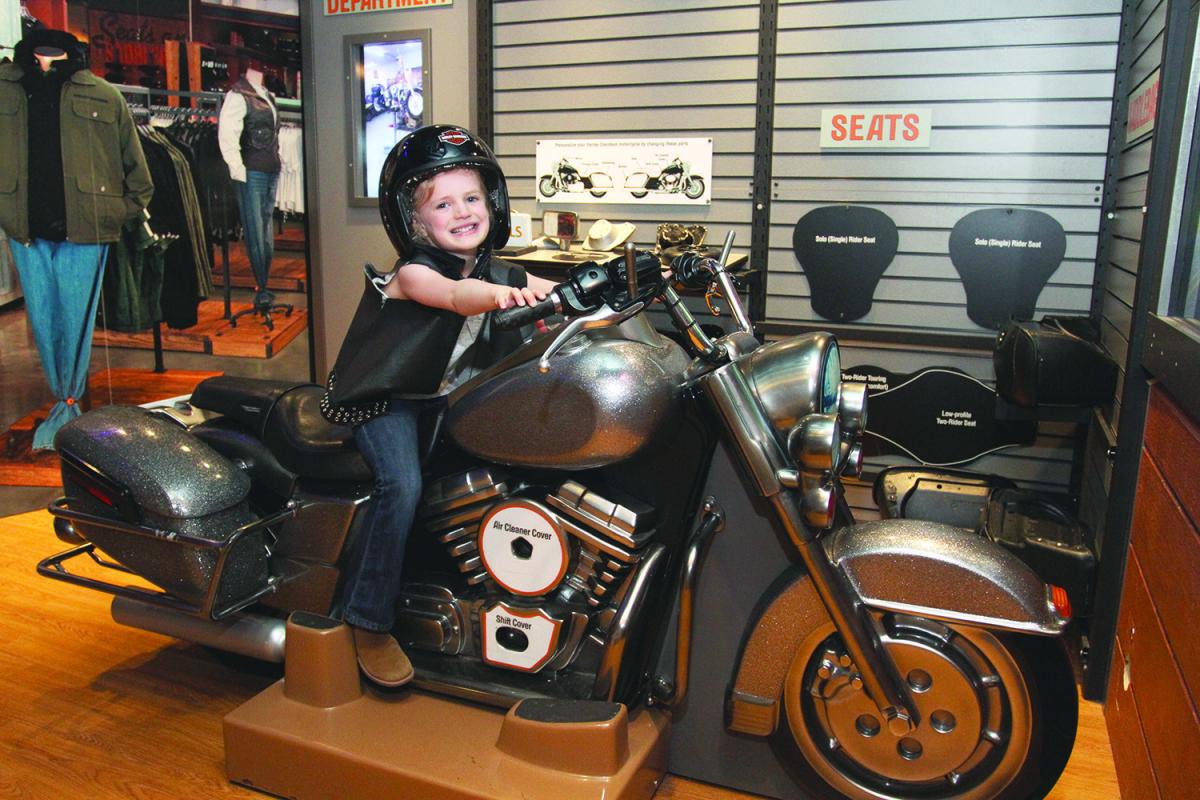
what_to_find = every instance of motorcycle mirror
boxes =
[543,210,578,251]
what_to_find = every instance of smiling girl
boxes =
[321,125,557,687]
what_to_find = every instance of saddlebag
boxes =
[49,405,271,617]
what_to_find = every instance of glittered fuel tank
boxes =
[446,333,690,470]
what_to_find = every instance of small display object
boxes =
[542,210,578,250]
[344,29,430,206]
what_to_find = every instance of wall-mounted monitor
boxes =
[344,30,430,206]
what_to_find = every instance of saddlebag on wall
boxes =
[53,406,269,616]
[994,317,1117,408]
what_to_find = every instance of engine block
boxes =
[410,468,658,674]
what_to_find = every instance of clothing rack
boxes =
[115,85,229,370]
[115,84,303,364]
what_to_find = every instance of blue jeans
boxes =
[10,239,107,450]
[235,170,279,293]
[342,398,439,631]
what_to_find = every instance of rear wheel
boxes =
[630,189,648,199]
[777,614,1076,800]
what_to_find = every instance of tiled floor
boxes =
[0,280,311,516]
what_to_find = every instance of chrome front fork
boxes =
[701,363,918,733]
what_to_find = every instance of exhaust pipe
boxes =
[111,596,287,663]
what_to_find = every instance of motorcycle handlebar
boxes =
[492,293,560,331]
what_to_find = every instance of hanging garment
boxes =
[276,123,305,214]
[10,240,107,450]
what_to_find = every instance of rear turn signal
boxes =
[1049,585,1072,620]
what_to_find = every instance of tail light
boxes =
[1049,584,1072,620]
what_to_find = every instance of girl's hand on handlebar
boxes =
[495,285,547,310]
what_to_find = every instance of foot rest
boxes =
[497,699,629,776]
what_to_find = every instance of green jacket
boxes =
[0,64,153,244]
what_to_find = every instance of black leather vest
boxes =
[233,77,280,174]
[323,246,530,421]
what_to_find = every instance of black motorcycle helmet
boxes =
[379,124,511,259]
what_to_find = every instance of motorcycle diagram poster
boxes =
[535,138,713,205]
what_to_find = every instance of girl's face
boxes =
[411,168,491,261]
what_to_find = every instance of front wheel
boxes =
[777,614,1077,800]
[538,175,557,197]
[684,176,706,199]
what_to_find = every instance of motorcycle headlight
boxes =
[739,332,841,437]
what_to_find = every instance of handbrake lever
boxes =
[538,300,646,373]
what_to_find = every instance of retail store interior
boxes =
[2,0,1198,798]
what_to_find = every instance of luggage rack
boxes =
[38,498,304,620]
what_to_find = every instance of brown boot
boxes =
[352,627,414,687]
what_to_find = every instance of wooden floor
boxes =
[0,368,222,488]
[0,508,1119,799]
[212,234,308,293]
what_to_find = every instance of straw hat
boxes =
[584,219,636,251]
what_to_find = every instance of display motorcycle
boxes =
[625,157,706,199]
[538,158,612,198]
[387,82,423,128]
[37,241,1077,800]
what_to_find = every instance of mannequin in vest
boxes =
[0,29,153,449]
[218,64,288,321]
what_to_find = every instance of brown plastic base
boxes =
[223,613,669,799]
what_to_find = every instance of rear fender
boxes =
[725,520,1067,738]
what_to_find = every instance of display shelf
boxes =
[93,300,307,359]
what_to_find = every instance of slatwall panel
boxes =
[491,0,759,253]
[768,0,1121,499]
[490,1,1122,503]
[1077,0,1165,551]
[1099,0,1166,430]
[767,0,1120,334]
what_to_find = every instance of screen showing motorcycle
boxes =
[344,29,430,207]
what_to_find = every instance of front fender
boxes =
[725,520,1067,738]
[830,519,1068,637]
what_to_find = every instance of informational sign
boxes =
[1126,69,1160,142]
[479,602,562,672]
[820,108,932,148]
[478,501,568,597]
[509,211,533,248]
[535,138,712,205]
[792,206,898,321]
[326,0,451,15]
[948,208,1066,330]
[86,11,189,73]
[847,365,1036,466]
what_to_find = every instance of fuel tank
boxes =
[446,332,690,470]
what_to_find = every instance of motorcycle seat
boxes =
[191,377,373,483]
